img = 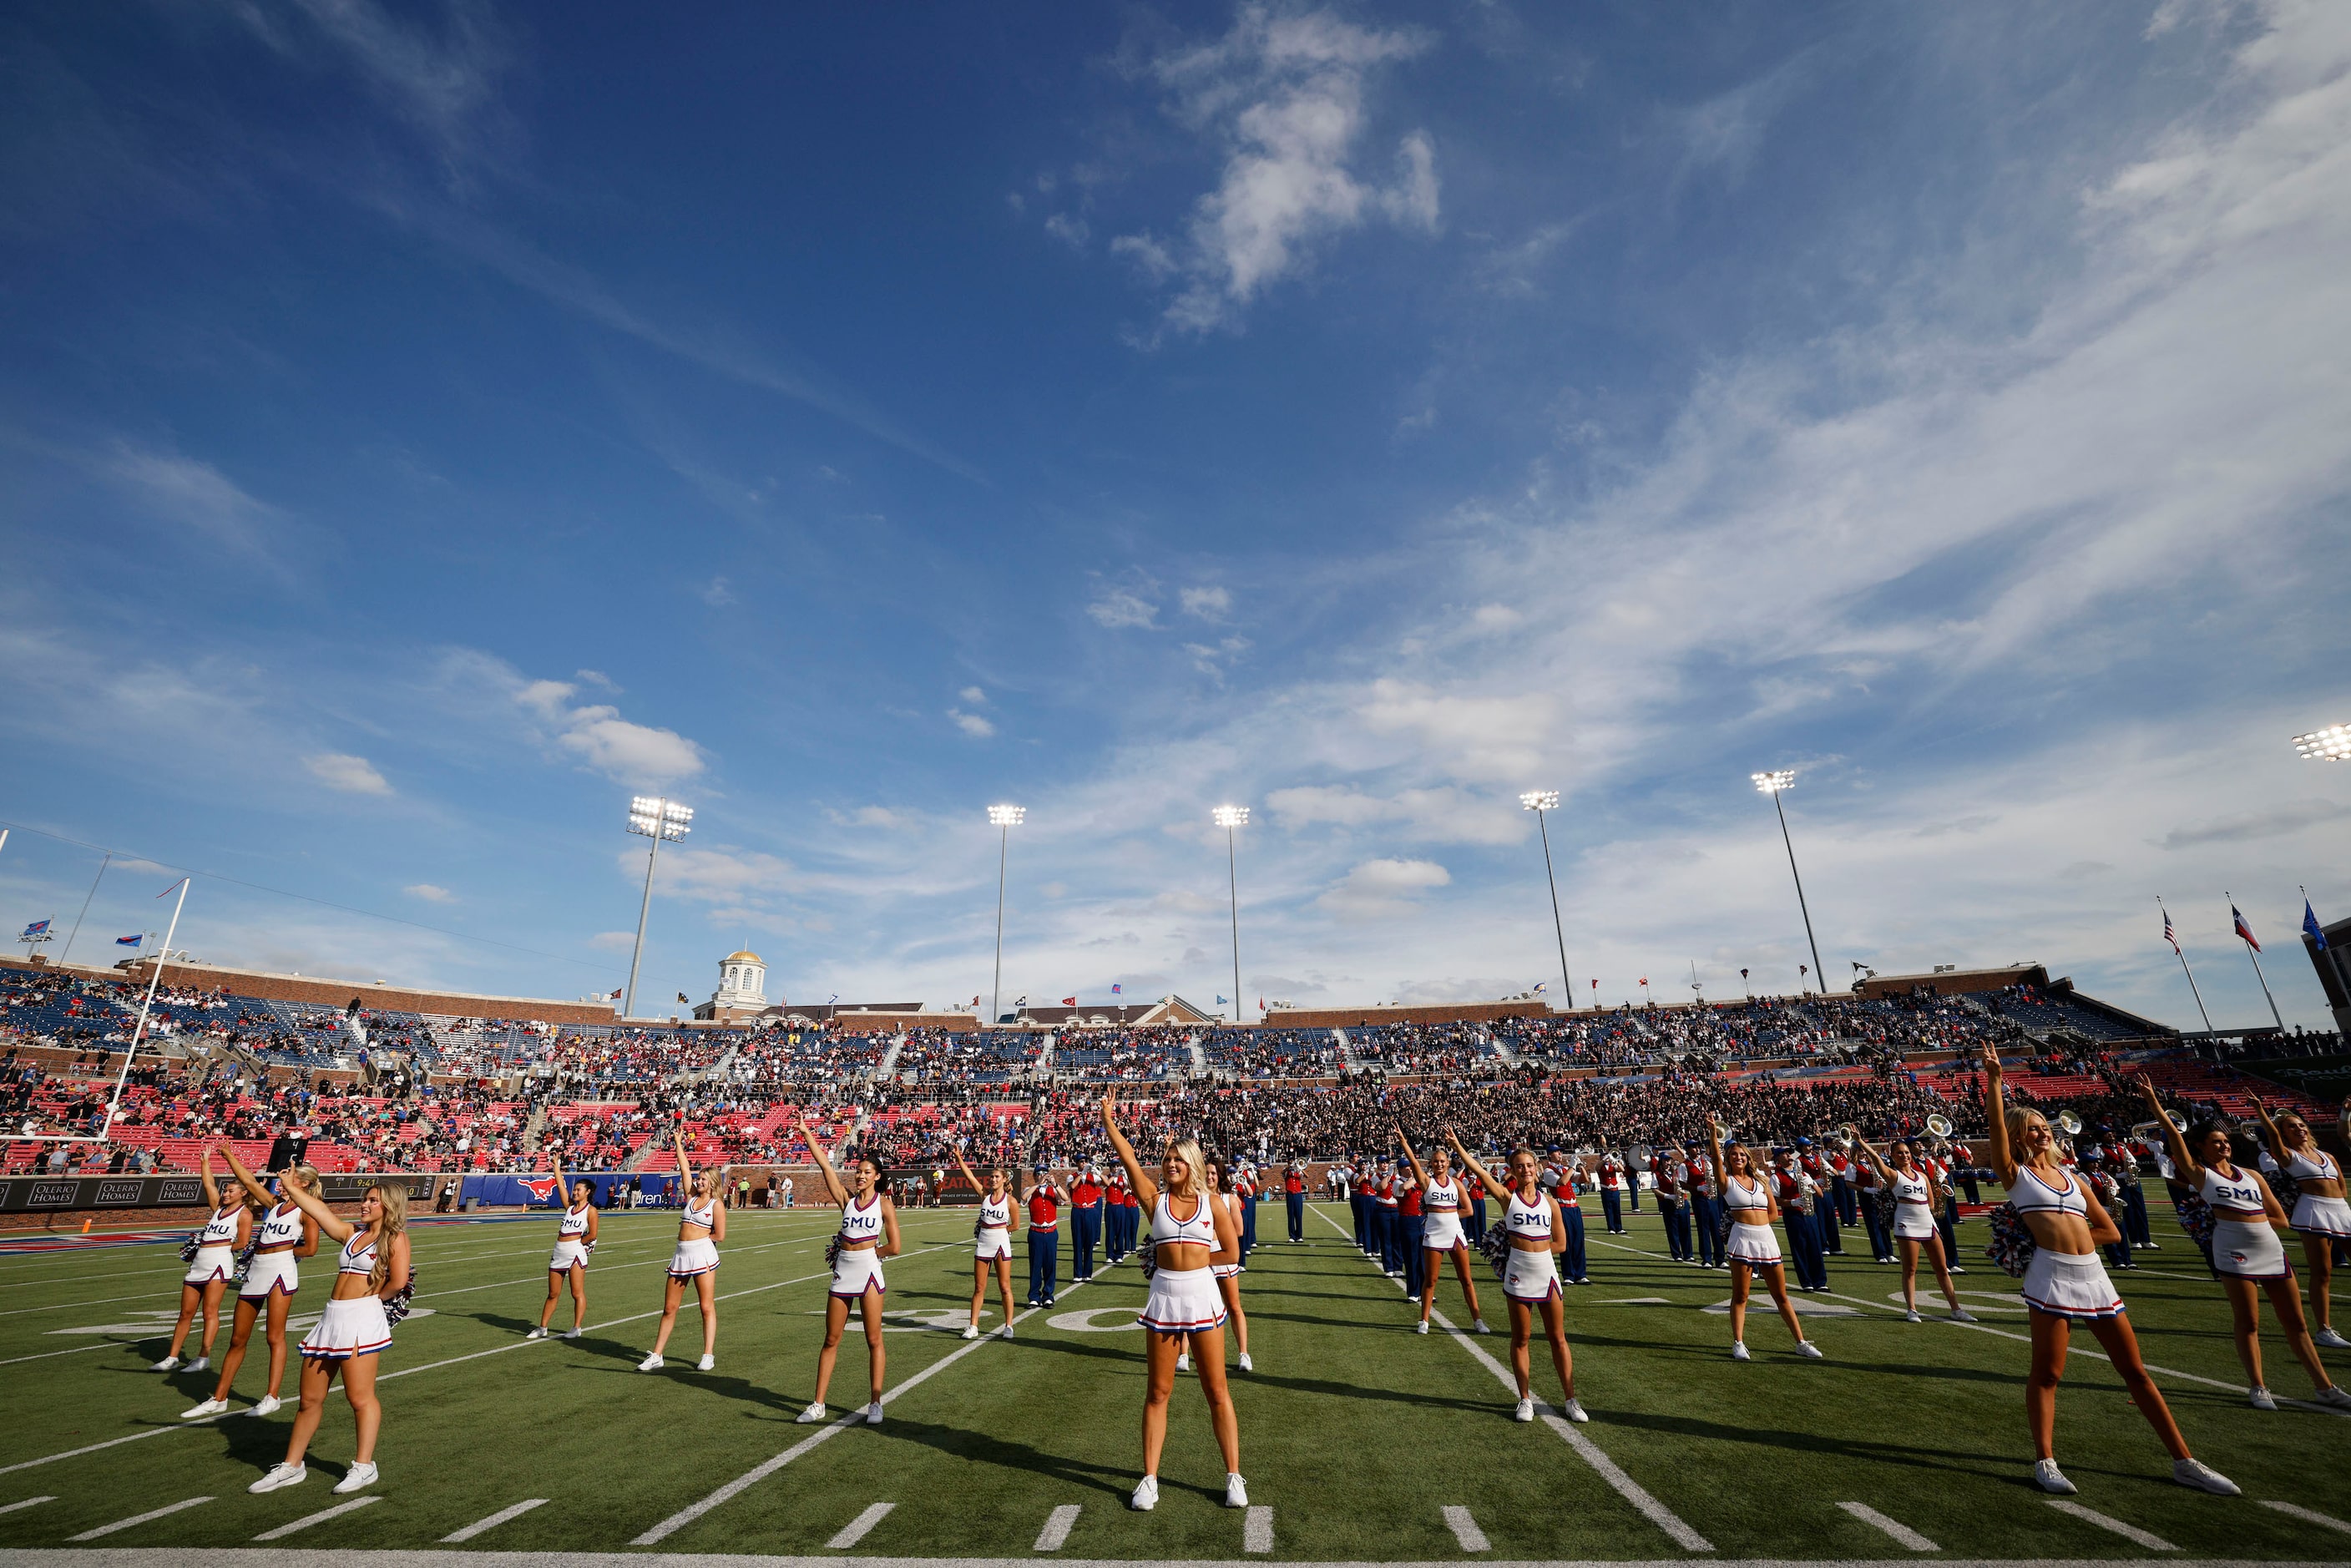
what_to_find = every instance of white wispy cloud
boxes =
[509,670,705,785]
[1180,584,1232,620]
[949,708,996,738]
[403,882,455,903]
[303,752,392,795]
[1087,586,1160,629]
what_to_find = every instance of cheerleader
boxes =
[1100,1088,1245,1511]
[245,1162,410,1495]
[528,1147,596,1341]
[1844,1125,1973,1323]
[155,1146,249,1374]
[1206,1159,1253,1372]
[1977,1048,2236,1495]
[800,1117,901,1425]
[183,1150,319,1418]
[640,1130,724,1372]
[1706,1114,1820,1362]
[1444,1130,1582,1424]
[1395,1125,1489,1335]
[2137,1081,2350,1410]
[2249,1095,2351,1349]
[949,1146,1019,1340]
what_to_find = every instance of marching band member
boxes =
[1845,1128,1971,1322]
[2138,1082,2351,1411]
[1236,1162,1259,1263]
[1070,1163,1104,1282]
[1551,1149,1590,1284]
[1025,1166,1066,1308]
[1686,1140,1724,1270]
[1829,1138,1858,1248]
[640,1130,725,1372]
[1770,1148,1828,1292]
[528,1146,595,1340]
[1396,1125,1489,1334]
[1708,1115,1820,1361]
[185,1151,319,1419]
[1596,1149,1627,1234]
[156,1146,249,1375]
[1373,1159,1403,1276]
[1799,1137,1842,1257]
[949,1146,1020,1340]
[1979,1047,2237,1495]
[1351,1158,1373,1255]
[2250,1096,2351,1348]
[1850,1140,1891,1262]
[1396,1157,1425,1297]
[1654,1146,1693,1262]
[1100,1088,1246,1512]
[244,1161,411,1495]
[1207,1160,1254,1372]
[1284,1159,1307,1242]
[1466,1156,1491,1241]
[800,1118,901,1424]
[1446,1130,1584,1423]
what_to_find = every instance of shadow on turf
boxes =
[875,1413,1220,1503]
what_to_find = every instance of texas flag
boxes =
[2232,904,2261,952]
[519,1176,560,1202]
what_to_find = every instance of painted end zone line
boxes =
[1034,1504,1081,1552]
[1306,1202,1714,1554]
[1838,1501,1939,1552]
[633,1254,1131,1545]
[827,1502,895,1550]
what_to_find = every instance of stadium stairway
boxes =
[1187,1030,1207,1075]
[875,1032,906,1081]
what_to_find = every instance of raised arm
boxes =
[198,1146,222,1211]
[242,1144,355,1242]
[1978,1043,2016,1188]
[948,1145,982,1198]
[2247,1096,2288,1168]
[1705,1113,1727,1187]
[2136,1079,2202,1186]
[216,1141,274,1208]
[549,1139,569,1209]
[798,1116,850,1207]
[1099,1089,1158,1211]
[1445,1128,1505,1204]
[1844,1123,1891,1183]
[1394,1124,1431,1188]
[671,1130,694,1199]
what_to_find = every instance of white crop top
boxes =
[1892,1170,1933,1206]
[838,1191,883,1246]
[2200,1164,2266,1215]
[255,1202,306,1252]
[2009,1165,2086,1216]
[337,1230,378,1277]
[1504,1188,1552,1240]
[558,1204,592,1240]
[680,1197,716,1232]
[1425,1177,1461,1213]
[2285,1147,2341,1182]
[1150,1193,1218,1247]
[1722,1173,1771,1211]
[199,1202,243,1247]
[978,1193,1011,1229]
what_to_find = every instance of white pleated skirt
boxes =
[240,1252,301,1300]
[668,1237,720,1279]
[2212,1217,2290,1279]
[1139,1265,1226,1335]
[301,1294,392,1360]
[1892,1201,1939,1240]
[2290,1193,2351,1239]
[2021,1248,2124,1319]
[185,1245,235,1287]
[1726,1221,1782,1266]
[1502,1246,1561,1304]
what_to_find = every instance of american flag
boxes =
[2232,904,2260,952]
[2162,908,2181,954]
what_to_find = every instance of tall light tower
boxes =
[988,803,1024,1026]
[2293,722,2351,762]
[624,796,692,1019]
[1752,771,1827,995]
[1519,792,1575,1008]
[1214,805,1248,1023]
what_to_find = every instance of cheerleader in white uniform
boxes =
[2139,1081,2351,1411]
[1100,1087,1246,1512]
[185,1151,319,1418]
[1845,1125,1972,1323]
[2251,1095,2351,1349]
[640,1130,726,1372]
[801,1117,901,1425]
[950,1146,1020,1340]
[156,1146,249,1374]
[1707,1114,1819,1363]
[1975,1049,2235,1495]
[1206,1160,1252,1373]
[1396,1125,1488,1335]
[1445,1130,1583,1424]
[245,1161,410,1496]
[530,1146,597,1342]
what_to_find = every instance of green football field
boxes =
[1,1201,2347,1565]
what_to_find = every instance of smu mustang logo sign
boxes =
[519,1176,561,1202]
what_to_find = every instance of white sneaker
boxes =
[187,1356,210,1373]
[1472,1318,1491,1334]
[1560,1398,1589,1424]
[2249,1385,2277,1411]
[1951,1308,1978,1323]
[525,1327,547,1340]
[962,1324,978,1340]
[2173,1457,2239,1496]
[637,1353,664,1371]
[1415,1320,1429,1335]
[332,1461,378,1495]
[1001,1324,1014,1339]
[796,1403,828,1424]
[249,1461,306,1494]
[249,1394,281,1417]
[153,1354,180,1372]
[1177,1352,1191,1372]
[181,1397,228,1419]
[1225,1473,1248,1508]
[1796,1341,1823,1359]
[866,1400,884,1425]
[1130,1474,1159,1511]
[564,1328,581,1341]
[1512,1396,1534,1422]
[1238,1351,1256,1371]
[2032,1459,2075,1495]
[1904,1309,1922,1323]
[2313,1326,2351,1349]
[696,1353,714,1372]
[2314,1386,2351,1410]
[1731,1341,1752,1362]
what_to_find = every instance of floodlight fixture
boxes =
[988,804,1025,1024]
[1519,789,1574,1007]
[1752,771,1796,795]
[2292,723,2351,761]
[1752,769,1825,993]
[1520,790,1560,812]
[622,796,693,1018]
[1213,804,1249,829]
[1214,806,1249,1019]
[988,803,1027,827]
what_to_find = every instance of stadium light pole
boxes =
[988,804,1024,1027]
[623,796,693,1021]
[1519,792,1575,1009]
[1214,806,1248,1023]
[2293,722,2350,763]
[1752,771,1827,995]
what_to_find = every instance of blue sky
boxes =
[2,1,2345,1028]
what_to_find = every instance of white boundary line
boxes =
[1034,1504,1081,1552]
[251,1494,383,1540]
[827,1502,897,1550]
[441,1496,549,1541]
[2045,1499,2178,1552]
[0,1343,110,1367]
[1837,1502,1938,1552]
[64,1495,212,1540]
[0,1551,2329,1567]
[1305,1203,1714,1555]
[1244,1505,1274,1554]
[2257,1500,2351,1534]
[1441,1505,1490,1552]
[0,1495,57,1515]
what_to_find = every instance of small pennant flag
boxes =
[2307,899,2330,953]
[1061,995,1077,1007]
[608,988,623,999]
[1216,994,1229,1005]
[676,992,690,1004]
[1111,983,1122,994]
[20,919,50,938]
[1533,981,1548,994]
[2232,904,2260,952]
[2162,908,2181,954]
[116,934,143,947]
[1798,964,1809,977]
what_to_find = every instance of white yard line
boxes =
[251,1494,383,1540]
[1307,1204,1714,1555]
[65,1495,211,1540]
[1033,1504,1080,1552]
[0,1291,166,1318]
[0,1343,110,1366]
[2258,1499,2351,1533]
[440,1497,548,1542]
[826,1502,896,1550]
[0,1495,56,1515]
[1837,1501,1939,1552]
[1441,1504,1489,1552]
[2045,1499,2177,1551]
[1243,1505,1274,1554]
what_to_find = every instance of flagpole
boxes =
[59,852,110,969]
[2229,893,2287,1034]
[2161,898,2216,1034]
[104,878,189,1145]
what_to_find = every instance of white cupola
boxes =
[713,948,767,1013]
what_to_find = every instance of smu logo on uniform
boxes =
[519,1176,561,1202]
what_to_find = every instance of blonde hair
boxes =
[1164,1137,1209,1201]
[365,1182,409,1293]
[2005,1107,2045,1146]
